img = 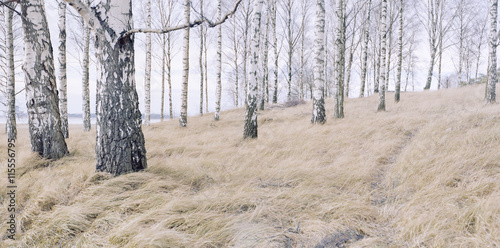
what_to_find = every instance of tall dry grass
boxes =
[0,84,499,247]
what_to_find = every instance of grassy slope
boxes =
[0,84,499,247]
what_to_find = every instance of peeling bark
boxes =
[487,0,497,103]
[180,0,190,127]
[395,0,403,102]
[215,0,222,120]
[82,14,91,131]
[6,5,16,140]
[21,0,69,159]
[312,0,326,124]
[359,0,372,98]
[244,0,264,139]
[378,0,387,111]
[58,1,68,138]
[144,0,152,126]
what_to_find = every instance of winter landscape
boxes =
[1,0,499,247]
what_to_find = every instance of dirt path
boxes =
[366,129,417,246]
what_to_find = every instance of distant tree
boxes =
[395,0,403,102]
[215,0,223,120]
[81,4,91,131]
[271,0,279,103]
[260,1,270,110]
[311,0,326,124]
[487,0,497,103]
[359,0,372,98]
[180,0,190,127]
[244,0,264,139]
[199,0,206,117]
[21,0,69,159]
[144,0,152,126]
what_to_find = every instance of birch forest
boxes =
[0,0,499,246]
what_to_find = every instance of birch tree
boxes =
[65,0,146,174]
[395,0,403,102]
[179,0,190,127]
[82,13,91,131]
[260,3,270,110]
[311,0,326,124]
[5,4,16,140]
[378,0,387,111]
[244,0,264,139]
[487,0,497,103]
[58,1,68,138]
[199,0,205,116]
[334,0,345,118]
[359,0,372,98]
[271,0,278,103]
[21,0,69,159]
[215,0,222,120]
[144,0,152,126]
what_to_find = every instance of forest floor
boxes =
[1,84,499,247]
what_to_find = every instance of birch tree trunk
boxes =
[58,1,68,138]
[232,16,239,107]
[487,0,497,103]
[66,0,147,175]
[82,15,91,131]
[6,5,16,140]
[334,0,345,119]
[199,0,205,116]
[286,0,293,101]
[424,1,438,90]
[272,0,278,104]
[395,0,403,102]
[378,0,387,111]
[261,7,269,110]
[180,0,190,127]
[244,0,264,139]
[359,0,372,98]
[21,0,68,159]
[168,32,173,119]
[311,0,326,124]
[144,0,152,126]
[215,0,222,120]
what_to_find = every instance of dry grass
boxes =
[1,84,499,247]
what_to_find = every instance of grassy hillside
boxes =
[1,84,499,247]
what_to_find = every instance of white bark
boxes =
[395,0,403,102]
[272,0,278,104]
[82,14,91,131]
[66,0,147,175]
[487,0,497,103]
[359,0,372,98]
[199,0,205,116]
[312,0,326,124]
[244,0,264,139]
[6,5,16,140]
[215,0,222,121]
[334,0,345,118]
[180,0,190,127]
[58,1,68,138]
[144,0,152,126]
[378,0,387,111]
[21,0,69,159]
[261,4,270,110]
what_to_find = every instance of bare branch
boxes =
[119,0,243,41]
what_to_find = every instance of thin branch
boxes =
[119,0,243,41]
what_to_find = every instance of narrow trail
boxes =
[367,129,417,246]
